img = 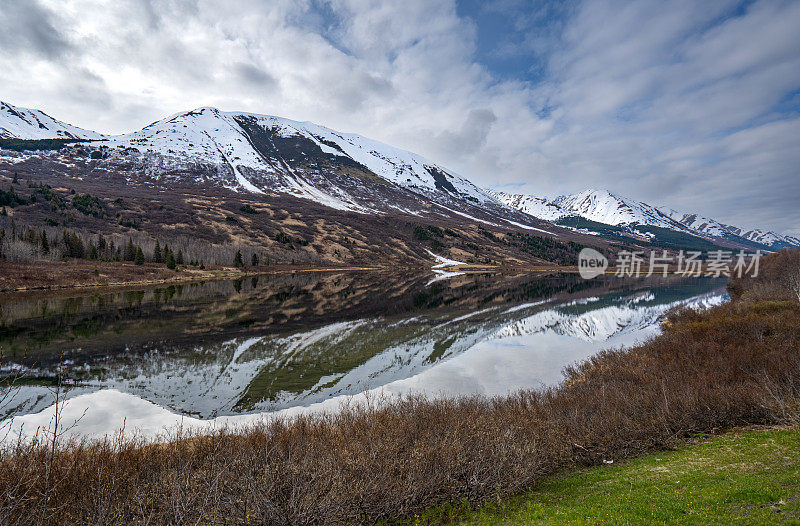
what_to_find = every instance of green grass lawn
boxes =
[417,428,800,525]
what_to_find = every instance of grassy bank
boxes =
[417,427,800,525]
[0,250,798,525]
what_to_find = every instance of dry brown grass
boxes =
[1,250,799,525]
[727,247,800,302]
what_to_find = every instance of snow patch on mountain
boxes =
[489,191,567,222]
[426,250,465,268]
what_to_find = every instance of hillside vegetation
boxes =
[0,250,798,525]
[0,172,604,277]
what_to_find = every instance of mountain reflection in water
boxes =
[0,272,727,420]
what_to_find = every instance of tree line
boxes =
[0,220,270,269]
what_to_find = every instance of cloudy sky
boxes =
[1,0,799,234]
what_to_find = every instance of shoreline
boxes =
[0,261,385,299]
[0,260,722,300]
[0,260,577,298]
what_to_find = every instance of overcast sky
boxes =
[1,0,798,234]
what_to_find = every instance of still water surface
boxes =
[0,271,726,437]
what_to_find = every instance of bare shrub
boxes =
[728,247,800,302]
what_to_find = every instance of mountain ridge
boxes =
[2,99,795,257]
[0,101,103,140]
[2,102,525,221]
[492,189,798,251]
[658,207,800,250]
[1,103,491,203]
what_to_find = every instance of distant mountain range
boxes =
[658,208,800,250]
[1,99,796,264]
[491,189,799,252]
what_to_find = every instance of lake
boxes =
[0,271,727,439]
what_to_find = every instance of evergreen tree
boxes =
[134,246,145,265]
[88,244,98,260]
[124,237,136,261]
[74,232,85,258]
[233,249,244,268]
[12,173,18,184]
[62,230,85,259]
[152,239,162,263]
[1,207,6,216]
[176,249,184,265]
[41,230,50,255]
[165,250,177,270]
[251,253,259,266]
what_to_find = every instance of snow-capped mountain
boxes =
[551,189,691,231]
[491,189,688,231]
[660,208,800,250]
[492,189,800,250]
[2,102,494,206]
[99,108,493,203]
[0,101,103,140]
[2,102,559,228]
[490,188,698,243]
